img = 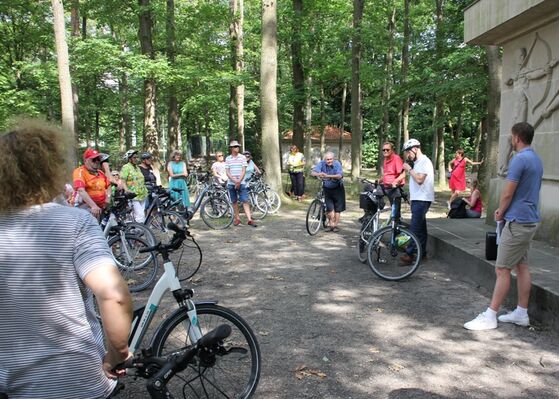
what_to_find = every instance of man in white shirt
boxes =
[401,139,435,264]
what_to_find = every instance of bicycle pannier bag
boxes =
[359,192,378,213]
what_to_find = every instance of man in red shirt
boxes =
[73,148,110,219]
[380,142,406,188]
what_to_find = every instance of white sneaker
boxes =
[446,201,451,210]
[464,312,497,330]
[498,311,530,327]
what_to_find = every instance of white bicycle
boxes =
[123,223,261,398]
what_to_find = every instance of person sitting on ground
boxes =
[72,147,111,220]
[462,178,483,218]
[0,119,133,399]
[447,148,483,207]
[243,150,261,182]
[211,151,228,185]
[120,149,148,223]
[311,151,345,232]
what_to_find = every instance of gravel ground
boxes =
[120,198,559,399]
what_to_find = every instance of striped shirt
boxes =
[225,154,247,184]
[0,203,117,399]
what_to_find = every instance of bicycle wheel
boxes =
[306,199,323,236]
[107,234,159,292]
[200,197,234,229]
[366,225,422,281]
[357,215,373,264]
[124,221,156,245]
[146,210,187,235]
[151,303,261,399]
[264,189,281,214]
[249,193,268,220]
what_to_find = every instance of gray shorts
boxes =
[495,221,539,269]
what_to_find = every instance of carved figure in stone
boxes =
[498,34,558,176]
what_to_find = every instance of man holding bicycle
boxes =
[311,152,345,232]
[401,139,434,264]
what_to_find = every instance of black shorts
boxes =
[324,186,346,213]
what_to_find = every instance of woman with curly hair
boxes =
[0,119,132,399]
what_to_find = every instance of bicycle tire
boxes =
[124,221,157,245]
[263,189,281,214]
[306,199,323,236]
[357,215,374,264]
[107,234,159,292]
[146,209,186,235]
[249,192,268,220]
[151,303,261,399]
[366,225,422,281]
[200,197,234,230]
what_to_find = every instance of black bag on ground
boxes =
[486,232,498,261]
[447,198,467,219]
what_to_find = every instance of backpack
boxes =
[447,198,467,219]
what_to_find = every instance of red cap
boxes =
[83,148,101,160]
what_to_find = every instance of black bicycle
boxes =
[366,185,422,281]
[305,179,328,235]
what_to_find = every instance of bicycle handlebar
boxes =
[112,324,232,399]
[138,223,189,255]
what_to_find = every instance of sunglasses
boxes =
[382,149,391,152]
[91,158,101,162]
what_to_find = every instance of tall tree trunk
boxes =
[304,75,312,174]
[338,82,347,157]
[434,0,445,187]
[350,0,364,179]
[70,0,80,136]
[204,106,211,160]
[236,0,245,149]
[229,86,236,143]
[319,83,326,158]
[291,0,305,151]
[167,0,179,157]
[260,0,282,191]
[51,0,75,139]
[94,110,100,149]
[119,72,131,153]
[377,3,396,175]
[401,0,411,146]
[479,45,501,190]
[138,0,159,159]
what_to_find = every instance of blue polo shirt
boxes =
[504,147,543,223]
[313,160,343,189]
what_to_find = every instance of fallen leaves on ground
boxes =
[266,275,284,281]
[368,347,380,354]
[294,364,327,380]
[388,364,405,372]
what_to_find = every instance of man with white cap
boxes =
[225,140,257,227]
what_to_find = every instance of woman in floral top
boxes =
[120,149,148,222]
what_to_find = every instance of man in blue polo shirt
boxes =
[464,122,543,331]
[311,152,345,232]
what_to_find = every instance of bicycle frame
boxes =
[129,260,204,353]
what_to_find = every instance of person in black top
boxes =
[139,152,157,209]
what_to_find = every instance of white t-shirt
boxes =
[409,154,435,202]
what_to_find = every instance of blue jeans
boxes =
[406,200,431,257]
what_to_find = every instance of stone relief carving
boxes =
[498,33,558,177]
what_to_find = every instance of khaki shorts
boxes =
[495,221,539,269]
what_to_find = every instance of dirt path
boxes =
[123,200,559,399]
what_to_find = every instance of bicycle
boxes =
[212,177,268,221]
[305,179,328,235]
[183,176,234,229]
[111,324,233,399]
[249,170,281,214]
[144,186,188,235]
[102,191,159,292]
[356,178,390,263]
[117,223,261,398]
[366,185,422,281]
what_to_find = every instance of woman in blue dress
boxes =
[167,150,190,208]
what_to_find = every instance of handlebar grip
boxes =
[197,324,232,348]
[138,242,161,253]
[112,356,135,373]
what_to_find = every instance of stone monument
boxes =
[465,0,559,245]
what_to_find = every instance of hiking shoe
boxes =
[233,219,242,226]
[498,311,530,326]
[330,226,340,232]
[247,220,258,227]
[464,312,497,331]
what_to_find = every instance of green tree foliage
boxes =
[0,0,488,171]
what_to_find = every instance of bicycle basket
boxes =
[359,192,378,212]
